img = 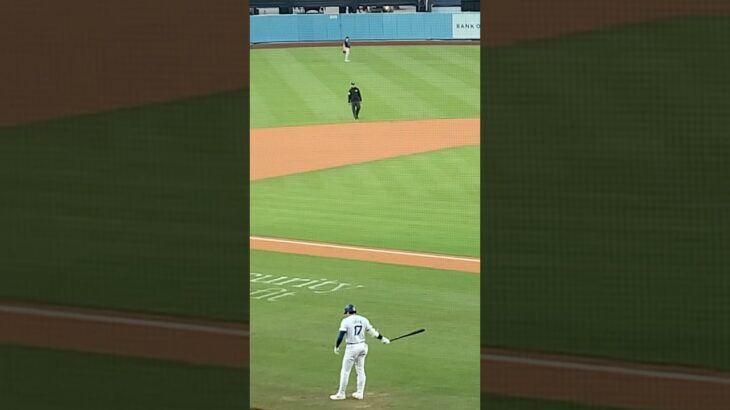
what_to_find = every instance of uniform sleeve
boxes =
[339,319,347,332]
[336,330,346,347]
[365,319,380,338]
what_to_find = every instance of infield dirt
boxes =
[250,118,480,181]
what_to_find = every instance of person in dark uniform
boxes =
[347,82,362,120]
[343,36,351,62]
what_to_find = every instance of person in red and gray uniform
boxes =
[347,82,362,120]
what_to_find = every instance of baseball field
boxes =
[250,43,480,409]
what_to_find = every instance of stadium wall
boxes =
[250,12,480,43]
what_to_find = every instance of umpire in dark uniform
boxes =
[347,82,362,120]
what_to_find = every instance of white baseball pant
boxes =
[336,342,368,395]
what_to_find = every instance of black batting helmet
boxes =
[344,304,357,314]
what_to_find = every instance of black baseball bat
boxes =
[390,328,425,342]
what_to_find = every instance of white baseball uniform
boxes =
[335,314,379,397]
[343,38,351,62]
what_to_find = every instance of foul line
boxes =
[0,305,249,337]
[250,236,480,263]
[482,353,730,385]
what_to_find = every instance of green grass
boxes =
[0,346,247,409]
[0,91,248,322]
[482,394,622,409]
[250,45,479,128]
[250,250,479,410]
[251,145,480,257]
[483,16,730,369]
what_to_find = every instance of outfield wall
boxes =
[250,12,480,43]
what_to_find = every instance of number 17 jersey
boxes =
[339,314,373,344]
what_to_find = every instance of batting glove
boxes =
[381,337,390,345]
[334,346,340,355]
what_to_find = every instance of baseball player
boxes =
[330,304,390,401]
[347,82,362,120]
[342,36,351,62]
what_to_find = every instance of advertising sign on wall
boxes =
[452,13,480,39]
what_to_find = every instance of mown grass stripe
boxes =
[307,47,405,119]
[249,83,279,125]
[405,46,480,90]
[251,52,320,124]
[378,47,479,112]
[350,47,435,117]
[422,45,480,77]
[251,45,480,127]
[276,51,345,118]
[251,145,480,257]
[357,47,472,119]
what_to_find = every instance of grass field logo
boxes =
[250,272,365,302]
